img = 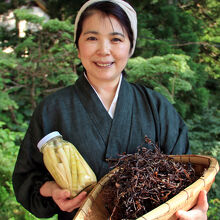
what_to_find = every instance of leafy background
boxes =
[0,0,219,219]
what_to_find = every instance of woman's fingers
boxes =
[176,190,208,220]
[65,191,88,212]
[52,189,87,212]
[196,190,209,212]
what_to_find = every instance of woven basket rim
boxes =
[74,154,219,220]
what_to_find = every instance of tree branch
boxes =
[171,41,220,48]
[34,0,48,13]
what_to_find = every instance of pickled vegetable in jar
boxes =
[37,131,97,198]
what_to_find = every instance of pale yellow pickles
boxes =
[37,131,97,198]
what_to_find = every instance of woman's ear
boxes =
[77,50,81,59]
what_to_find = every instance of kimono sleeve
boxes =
[12,105,59,218]
[148,90,191,155]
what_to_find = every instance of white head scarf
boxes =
[74,0,137,56]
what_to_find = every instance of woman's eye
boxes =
[112,38,122,42]
[87,36,97,41]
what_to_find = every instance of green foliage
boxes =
[0,92,18,111]
[187,0,220,80]
[43,19,74,33]
[14,8,45,25]
[187,107,220,204]
[187,107,220,160]
[0,9,79,130]
[208,199,220,220]
[0,50,19,113]
[0,0,219,218]
[126,54,194,111]
[0,10,77,218]
[0,121,26,219]
[134,0,204,58]
[15,36,38,53]
[194,87,210,110]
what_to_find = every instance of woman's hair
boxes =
[74,1,134,53]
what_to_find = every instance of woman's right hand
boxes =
[40,181,87,212]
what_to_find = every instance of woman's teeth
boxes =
[96,63,112,67]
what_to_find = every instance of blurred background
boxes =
[0,0,219,219]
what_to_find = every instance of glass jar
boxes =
[37,131,97,198]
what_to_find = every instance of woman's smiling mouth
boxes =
[95,62,114,67]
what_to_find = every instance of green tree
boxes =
[0,0,219,219]
[1,9,79,130]
[126,54,194,116]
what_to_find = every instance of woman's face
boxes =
[78,11,130,84]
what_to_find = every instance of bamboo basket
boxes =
[74,155,219,220]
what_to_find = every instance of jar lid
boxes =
[37,131,62,151]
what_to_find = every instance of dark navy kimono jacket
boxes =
[12,74,190,219]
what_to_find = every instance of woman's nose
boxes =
[97,40,110,55]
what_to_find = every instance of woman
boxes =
[12,0,208,219]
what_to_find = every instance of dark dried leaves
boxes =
[103,137,198,219]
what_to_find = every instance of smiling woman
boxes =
[12,1,209,220]
[77,10,131,108]
[74,0,136,112]
[74,0,136,56]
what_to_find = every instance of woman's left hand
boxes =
[175,190,208,220]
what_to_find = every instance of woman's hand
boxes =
[40,181,87,212]
[175,190,208,220]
